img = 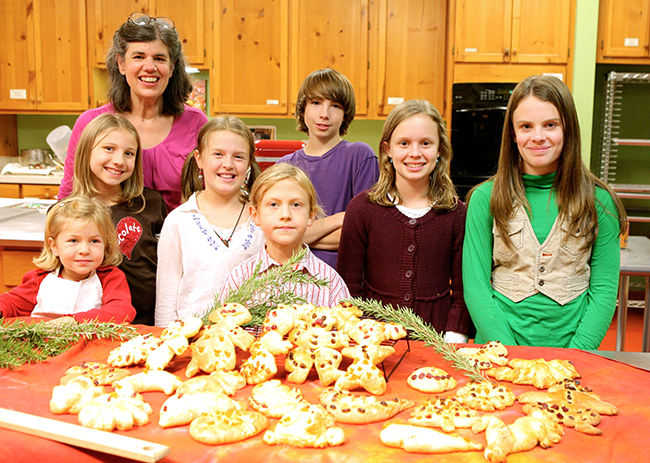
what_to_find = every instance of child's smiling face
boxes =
[512,95,564,176]
[386,114,440,193]
[49,219,105,281]
[89,128,137,196]
[196,130,250,199]
[251,178,315,261]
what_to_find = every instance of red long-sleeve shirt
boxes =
[0,267,135,324]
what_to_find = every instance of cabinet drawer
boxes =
[22,184,59,200]
[1,249,40,289]
[0,184,21,198]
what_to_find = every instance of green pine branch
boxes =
[204,247,330,326]
[343,297,484,381]
[0,318,137,370]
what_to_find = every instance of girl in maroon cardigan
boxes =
[337,100,471,342]
[0,196,135,323]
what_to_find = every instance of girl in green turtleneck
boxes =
[462,75,627,350]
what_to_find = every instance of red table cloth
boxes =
[1,324,649,463]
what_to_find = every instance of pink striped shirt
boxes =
[219,246,351,307]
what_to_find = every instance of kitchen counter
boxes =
[591,350,650,371]
[0,198,54,246]
[0,171,63,185]
[0,199,55,291]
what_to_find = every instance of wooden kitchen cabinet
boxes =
[87,0,210,67]
[213,0,373,117]
[455,0,571,64]
[598,0,650,63]
[21,184,59,200]
[214,0,289,115]
[215,0,448,119]
[372,0,448,117]
[0,0,89,112]
[0,183,60,200]
[0,249,41,291]
[0,185,20,199]
[290,0,370,116]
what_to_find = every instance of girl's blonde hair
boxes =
[34,196,123,271]
[182,116,261,203]
[249,163,323,218]
[368,99,458,210]
[484,75,627,249]
[72,113,145,211]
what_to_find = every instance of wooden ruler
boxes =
[0,408,169,462]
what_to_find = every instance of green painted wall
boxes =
[572,0,599,167]
[16,115,79,152]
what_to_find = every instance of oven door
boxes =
[451,106,508,199]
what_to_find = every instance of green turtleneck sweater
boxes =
[462,173,621,349]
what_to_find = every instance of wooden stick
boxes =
[0,408,169,462]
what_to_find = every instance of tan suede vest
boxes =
[491,205,591,305]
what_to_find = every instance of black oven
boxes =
[450,83,516,200]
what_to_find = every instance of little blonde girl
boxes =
[338,100,471,342]
[72,113,167,325]
[155,116,265,326]
[220,163,350,307]
[0,196,135,323]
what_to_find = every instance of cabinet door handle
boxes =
[504,48,510,57]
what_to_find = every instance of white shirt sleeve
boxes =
[444,331,470,344]
[155,219,182,327]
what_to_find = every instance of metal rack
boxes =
[599,72,650,223]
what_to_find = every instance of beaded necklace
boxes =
[213,202,246,247]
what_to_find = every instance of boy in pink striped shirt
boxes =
[219,163,350,307]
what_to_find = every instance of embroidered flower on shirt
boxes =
[242,222,256,250]
[193,214,257,251]
[193,214,221,251]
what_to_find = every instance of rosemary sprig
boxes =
[344,297,484,381]
[205,248,329,326]
[0,318,137,370]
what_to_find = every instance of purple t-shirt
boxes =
[277,140,379,269]
[59,104,208,211]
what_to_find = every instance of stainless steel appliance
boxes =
[450,82,516,199]
[20,149,50,167]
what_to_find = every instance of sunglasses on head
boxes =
[128,12,175,30]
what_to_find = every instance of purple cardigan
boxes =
[59,104,208,211]
[337,191,471,335]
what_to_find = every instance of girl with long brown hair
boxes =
[463,75,627,349]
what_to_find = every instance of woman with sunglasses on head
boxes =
[59,12,208,212]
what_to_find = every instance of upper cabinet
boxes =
[598,0,650,63]
[372,0,448,117]
[213,0,371,117]
[87,0,209,67]
[213,0,448,118]
[214,0,289,115]
[0,0,89,112]
[290,0,370,117]
[455,0,571,64]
